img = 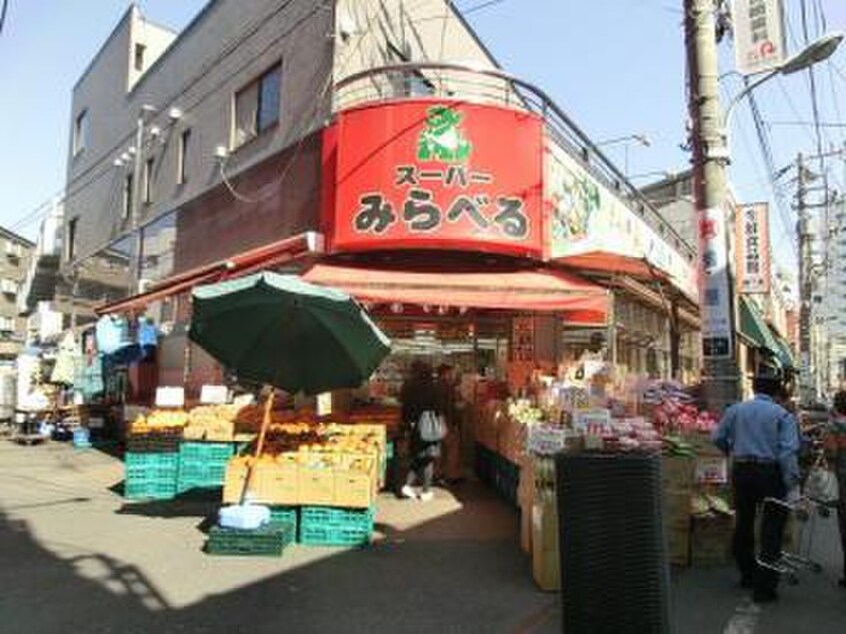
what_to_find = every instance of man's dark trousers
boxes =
[732,462,788,595]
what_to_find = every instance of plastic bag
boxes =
[416,410,446,443]
[804,465,839,503]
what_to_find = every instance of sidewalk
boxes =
[1,441,844,633]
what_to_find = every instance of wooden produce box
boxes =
[298,464,337,507]
[222,458,299,505]
[334,458,378,509]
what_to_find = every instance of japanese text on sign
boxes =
[353,167,529,239]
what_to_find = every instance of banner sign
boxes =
[699,206,734,358]
[327,100,544,257]
[732,0,787,75]
[545,143,697,297]
[735,202,771,294]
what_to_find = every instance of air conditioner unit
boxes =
[138,278,154,293]
[0,280,17,296]
[5,242,20,259]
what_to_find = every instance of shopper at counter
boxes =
[400,361,442,502]
[711,375,801,604]
[436,364,464,485]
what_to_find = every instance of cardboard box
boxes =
[531,501,560,591]
[334,461,377,509]
[222,459,258,504]
[691,515,733,566]
[667,523,691,566]
[257,461,300,505]
[661,455,696,492]
[521,503,532,555]
[298,465,336,506]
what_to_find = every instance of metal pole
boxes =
[797,153,812,403]
[685,0,739,411]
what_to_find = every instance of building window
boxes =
[73,109,89,156]
[67,217,78,261]
[387,43,434,97]
[143,157,154,204]
[234,63,281,147]
[134,43,146,72]
[178,129,190,184]
[123,173,134,219]
[0,317,14,333]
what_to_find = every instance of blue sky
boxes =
[1,0,845,277]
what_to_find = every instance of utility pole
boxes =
[685,0,739,411]
[797,153,812,402]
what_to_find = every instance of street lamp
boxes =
[594,134,651,175]
[685,0,844,412]
[723,33,844,133]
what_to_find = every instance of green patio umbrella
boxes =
[189,271,391,492]
[189,271,391,396]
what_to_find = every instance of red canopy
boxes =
[554,251,670,282]
[302,263,609,320]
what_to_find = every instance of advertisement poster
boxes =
[545,142,697,297]
[699,206,734,358]
[327,100,544,257]
[735,202,771,294]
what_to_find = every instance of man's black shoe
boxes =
[753,589,779,604]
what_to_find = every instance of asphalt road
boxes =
[1,440,844,633]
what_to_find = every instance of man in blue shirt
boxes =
[711,374,801,603]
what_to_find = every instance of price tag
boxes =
[573,408,612,433]
[316,392,332,417]
[155,386,185,408]
[200,385,229,404]
[527,425,572,455]
[696,457,728,484]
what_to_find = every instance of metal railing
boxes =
[334,62,695,263]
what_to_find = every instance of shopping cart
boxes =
[755,495,829,586]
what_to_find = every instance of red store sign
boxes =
[322,100,544,257]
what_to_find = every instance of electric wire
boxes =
[0,0,8,36]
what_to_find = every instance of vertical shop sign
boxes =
[735,202,771,294]
[699,207,734,358]
[732,0,786,75]
[328,101,543,257]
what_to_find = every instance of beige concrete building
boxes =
[61,1,698,394]
[0,227,34,364]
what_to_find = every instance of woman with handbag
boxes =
[399,361,443,502]
[826,390,846,588]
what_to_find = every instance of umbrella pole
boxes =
[255,388,275,459]
[239,389,275,505]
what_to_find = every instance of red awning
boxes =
[554,251,670,282]
[96,233,321,315]
[302,263,610,318]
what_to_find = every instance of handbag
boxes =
[417,410,447,443]
[804,457,839,503]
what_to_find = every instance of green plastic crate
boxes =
[206,523,294,557]
[124,480,177,500]
[125,452,179,468]
[179,442,235,462]
[268,506,298,527]
[299,506,374,547]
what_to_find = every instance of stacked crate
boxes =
[298,506,374,547]
[124,452,179,500]
[206,523,295,557]
[177,442,234,493]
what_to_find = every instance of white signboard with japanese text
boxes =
[732,0,787,75]
[735,203,771,294]
[699,207,734,358]
[200,385,229,405]
[155,386,185,408]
